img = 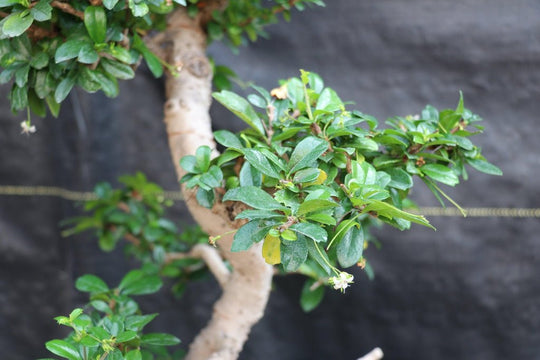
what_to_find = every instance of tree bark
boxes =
[162,9,274,360]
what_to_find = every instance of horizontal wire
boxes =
[0,185,538,218]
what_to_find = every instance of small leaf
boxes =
[262,233,281,265]
[290,222,327,243]
[3,12,33,38]
[100,58,135,80]
[306,239,331,275]
[45,340,82,360]
[214,129,243,149]
[421,164,459,186]
[84,6,107,44]
[467,158,502,176]
[213,90,265,135]
[119,270,163,295]
[222,186,284,211]
[315,87,343,112]
[297,199,337,216]
[288,136,328,174]
[281,235,308,272]
[243,148,280,179]
[54,75,76,103]
[386,168,413,190]
[195,145,211,172]
[300,279,324,312]
[231,220,271,252]
[336,226,364,268]
[31,0,53,21]
[103,0,119,10]
[75,274,109,293]
[363,200,434,229]
[125,350,142,360]
[141,333,181,346]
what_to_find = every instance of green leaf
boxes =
[315,87,343,112]
[54,75,75,103]
[3,12,33,38]
[100,58,135,80]
[235,209,283,221]
[222,186,284,211]
[9,84,27,111]
[455,91,464,115]
[293,168,320,184]
[30,52,49,69]
[336,226,364,268]
[196,188,214,208]
[75,274,109,293]
[297,199,337,216]
[200,165,223,188]
[45,340,82,360]
[239,162,261,187]
[129,0,149,17]
[84,6,107,44]
[132,33,163,77]
[290,222,327,243]
[119,270,163,295]
[125,350,142,360]
[386,168,413,190]
[55,40,87,63]
[103,0,119,10]
[141,333,181,346]
[281,235,308,272]
[231,220,272,252]
[467,158,502,176]
[125,314,158,331]
[288,136,328,174]
[421,164,459,186]
[363,199,434,229]
[243,148,280,179]
[213,90,265,135]
[306,239,331,275]
[300,279,324,312]
[213,129,243,149]
[31,0,52,21]
[180,155,197,173]
[93,71,119,98]
[116,330,138,343]
[280,229,297,241]
[195,145,211,172]
[0,0,20,7]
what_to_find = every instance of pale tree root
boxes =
[162,8,274,360]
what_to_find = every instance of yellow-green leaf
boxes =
[262,234,281,265]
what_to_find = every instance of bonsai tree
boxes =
[0,1,502,359]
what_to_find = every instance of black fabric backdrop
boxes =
[1,1,540,359]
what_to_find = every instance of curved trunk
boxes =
[162,9,273,360]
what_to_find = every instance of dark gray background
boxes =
[1,1,540,359]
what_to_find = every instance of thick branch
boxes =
[163,8,273,360]
[167,244,230,287]
[50,1,84,20]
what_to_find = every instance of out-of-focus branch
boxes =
[167,244,230,288]
[357,348,384,360]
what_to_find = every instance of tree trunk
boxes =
[162,9,274,360]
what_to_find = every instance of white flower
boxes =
[329,271,354,292]
[405,114,420,121]
[20,121,36,135]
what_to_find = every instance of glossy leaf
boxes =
[45,340,81,360]
[421,164,459,186]
[3,12,33,38]
[337,226,364,267]
[222,186,283,211]
[290,222,327,243]
[84,6,107,44]
[288,136,328,174]
[300,279,325,312]
[467,158,502,176]
[141,333,181,346]
[243,148,280,179]
[119,270,163,295]
[213,90,265,135]
[281,235,308,272]
[75,274,109,293]
[297,199,338,216]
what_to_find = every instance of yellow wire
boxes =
[0,185,538,218]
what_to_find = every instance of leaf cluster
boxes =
[181,70,501,307]
[41,272,182,360]
[65,172,211,298]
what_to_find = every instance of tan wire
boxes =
[0,185,539,218]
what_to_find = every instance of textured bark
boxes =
[163,9,273,360]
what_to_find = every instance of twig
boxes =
[166,243,230,287]
[357,348,384,360]
[51,1,84,20]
